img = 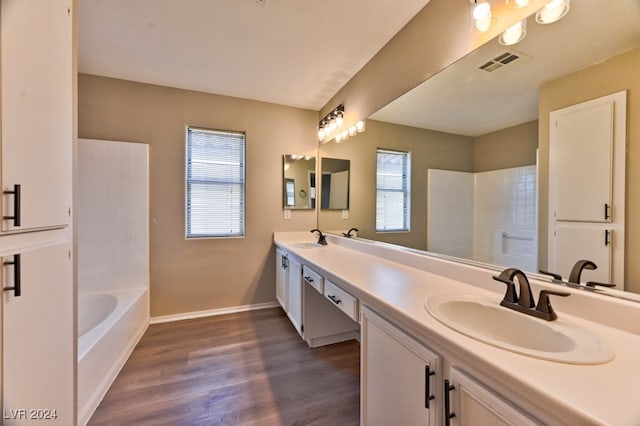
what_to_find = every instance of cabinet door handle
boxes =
[3,184,21,227]
[604,203,610,220]
[605,230,610,246]
[303,275,314,283]
[327,294,342,305]
[424,365,436,409]
[3,254,22,297]
[444,379,455,426]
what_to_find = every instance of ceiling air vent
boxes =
[478,51,521,73]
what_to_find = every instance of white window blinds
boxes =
[376,149,410,232]
[186,127,245,238]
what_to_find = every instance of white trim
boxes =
[150,301,280,324]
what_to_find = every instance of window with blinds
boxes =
[376,149,410,232]
[186,127,245,238]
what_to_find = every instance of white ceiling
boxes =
[370,0,640,137]
[78,0,430,110]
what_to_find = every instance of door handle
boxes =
[3,254,22,297]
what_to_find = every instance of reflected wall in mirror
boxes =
[320,158,350,210]
[283,154,316,209]
[318,0,640,294]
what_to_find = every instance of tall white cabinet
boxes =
[1,0,75,424]
[548,91,626,286]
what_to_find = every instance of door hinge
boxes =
[68,250,72,259]
[301,324,304,333]
[68,207,72,217]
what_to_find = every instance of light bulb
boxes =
[329,120,336,132]
[341,130,348,141]
[356,120,365,133]
[536,0,569,24]
[318,128,325,141]
[499,20,526,46]
[513,0,529,7]
[349,126,357,137]
[336,133,342,143]
[472,1,491,20]
[336,113,344,127]
[472,1,492,32]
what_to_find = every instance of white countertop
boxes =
[274,232,640,425]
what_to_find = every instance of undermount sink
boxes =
[290,242,324,249]
[425,295,614,364]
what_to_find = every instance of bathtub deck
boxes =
[88,307,360,425]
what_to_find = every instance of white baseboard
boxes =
[150,301,280,324]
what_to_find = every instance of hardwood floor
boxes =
[89,308,360,425]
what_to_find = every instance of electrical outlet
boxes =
[284,209,291,220]
[342,210,349,219]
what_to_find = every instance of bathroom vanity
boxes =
[274,231,640,425]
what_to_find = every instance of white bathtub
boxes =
[78,288,149,425]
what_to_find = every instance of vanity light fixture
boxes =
[318,104,345,141]
[499,19,526,45]
[535,0,570,24]
[471,0,493,33]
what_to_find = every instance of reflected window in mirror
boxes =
[320,158,350,210]
[283,154,316,210]
[376,149,410,232]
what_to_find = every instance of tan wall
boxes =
[538,47,640,291]
[78,74,318,317]
[319,119,473,250]
[473,120,538,172]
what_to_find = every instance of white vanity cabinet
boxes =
[445,368,539,426]
[286,256,303,336]
[275,248,288,310]
[361,307,440,425]
[361,306,542,426]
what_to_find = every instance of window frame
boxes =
[375,148,411,233]
[185,126,246,239]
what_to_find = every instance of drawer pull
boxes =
[304,275,314,283]
[327,294,342,305]
[3,184,21,227]
[425,365,435,409]
[3,254,21,297]
[444,379,456,426]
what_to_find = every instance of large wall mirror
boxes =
[318,0,640,295]
[283,154,316,209]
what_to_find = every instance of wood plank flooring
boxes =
[89,308,360,425]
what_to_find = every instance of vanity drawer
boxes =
[303,265,324,293]
[324,279,358,321]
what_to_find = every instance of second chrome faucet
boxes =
[493,268,570,321]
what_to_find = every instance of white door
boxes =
[2,240,74,425]
[361,307,439,425]
[1,0,73,232]
[552,102,613,222]
[329,170,349,209]
[553,226,612,283]
[286,257,302,335]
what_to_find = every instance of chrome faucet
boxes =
[310,228,327,245]
[342,227,359,238]
[493,268,570,321]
